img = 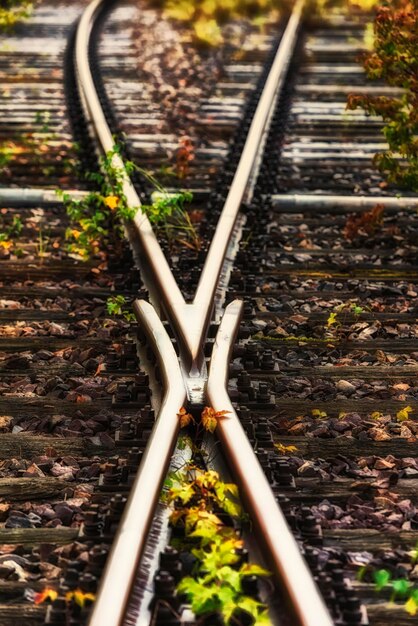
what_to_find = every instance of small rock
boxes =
[298,461,319,477]
[336,380,356,394]
[4,356,31,370]
[35,350,53,361]
[54,503,74,526]
[5,514,33,529]
[23,463,45,477]
[369,428,391,441]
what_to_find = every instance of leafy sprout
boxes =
[164,458,271,625]
[106,295,135,323]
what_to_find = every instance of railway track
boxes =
[0,1,417,625]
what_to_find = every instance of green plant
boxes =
[138,169,199,250]
[347,0,418,190]
[167,406,271,624]
[325,301,367,334]
[106,295,135,323]
[357,566,418,616]
[0,215,23,251]
[58,147,137,259]
[165,462,271,625]
[36,227,49,259]
[59,146,198,259]
[35,111,52,135]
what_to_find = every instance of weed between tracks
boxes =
[357,553,418,616]
[154,407,272,625]
[59,145,199,260]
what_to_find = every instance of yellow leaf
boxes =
[312,409,327,418]
[200,407,230,432]
[0,240,13,250]
[193,18,223,46]
[201,406,218,432]
[405,596,418,616]
[371,411,383,420]
[104,195,119,210]
[396,406,413,422]
[67,589,96,608]
[326,312,339,327]
[275,443,298,455]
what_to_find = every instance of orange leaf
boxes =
[177,407,194,428]
[201,407,230,433]
[34,588,58,604]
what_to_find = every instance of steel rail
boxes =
[0,188,88,206]
[75,0,304,369]
[88,300,187,626]
[207,301,334,626]
[75,0,187,324]
[271,192,418,210]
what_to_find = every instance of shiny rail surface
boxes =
[74,0,334,625]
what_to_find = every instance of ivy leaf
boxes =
[253,610,272,625]
[164,0,195,21]
[177,578,219,615]
[235,597,267,623]
[194,18,223,46]
[217,585,237,622]
[200,538,242,571]
[177,407,194,429]
[373,569,391,591]
[201,406,218,432]
[201,407,230,432]
[216,566,241,592]
[240,563,271,578]
[195,469,219,489]
[168,482,195,504]
[392,578,411,599]
[33,588,58,604]
[219,494,242,519]
[185,508,223,535]
[169,508,186,526]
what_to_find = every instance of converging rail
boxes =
[74,0,334,624]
